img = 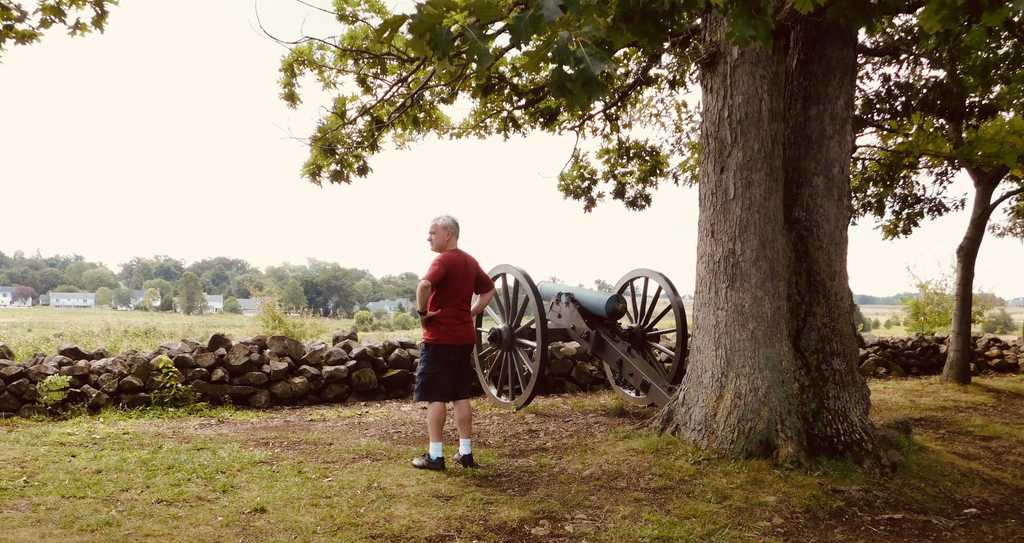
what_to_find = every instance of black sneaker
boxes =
[453,452,479,468]
[412,453,445,471]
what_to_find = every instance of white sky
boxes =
[1,1,1021,298]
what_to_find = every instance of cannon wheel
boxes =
[606,269,689,405]
[473,264,548,409]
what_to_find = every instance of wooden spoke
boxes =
[478,345,496,359]
[512,294,528,328]
[641,286,662,328]
[500,274,512,322]
[638,277,649,327]
[515,338,537,349]
[647,341,675,358]
[514,317,535,336]
[628,280,639,325]
[647,304,673,330]
[509,278,521,325]
[485,306,504,326]
[645,328,675,338]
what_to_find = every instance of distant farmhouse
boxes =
[0,286,32,308]
[206,294,224,313]
[237,297,259,316]
[51,292,96,308]
[364,298,412,314]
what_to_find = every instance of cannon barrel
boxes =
[537,282,627,320]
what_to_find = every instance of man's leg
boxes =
[427,401,446,445]
[453,399,472,439]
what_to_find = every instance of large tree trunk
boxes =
[658,15,879,463]
[942,176,997,384]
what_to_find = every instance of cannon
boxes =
[472,265,689,409]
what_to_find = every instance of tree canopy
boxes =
[0,0,117,57]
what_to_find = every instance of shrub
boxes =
[392,312,417,330]
[353,310,374,331]
[36,375,72,407]
[257,297,326,340]
[981,308,1015,334]
[95,286,113,307]
[149,355,198,408]
[223,296,242,314]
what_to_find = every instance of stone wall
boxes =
[1,331,1020,418]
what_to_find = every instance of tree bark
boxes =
[658,15,879,463]
[941,174,998,384]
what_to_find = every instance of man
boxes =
[412,214,495,471]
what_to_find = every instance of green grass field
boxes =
[1,377,1022,542]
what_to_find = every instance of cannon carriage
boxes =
[472,265,689,409]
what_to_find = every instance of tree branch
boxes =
[989,186,1024,214]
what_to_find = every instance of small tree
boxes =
[981,309,1016,335]
[280,278,308,313]
[112,287,133,309]
[593,279,614,292]
[95,286,113,307]
[138,287,159,311]
[176,272,205,315]
[223,296,242,315]
[353,310,374,332]
[392,312,416,331]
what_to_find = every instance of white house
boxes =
[237,297,259,316]
[365,298,412,314]
[0,286,33,308]
[205,294,224,313]
[51,292,96,308]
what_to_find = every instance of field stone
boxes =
[297,365,322,380]
[210,367,230,383]
[247,390,271,408]
[350,368,378,392]
[386,349,415,371]
[343,359,370,373]
[301,342,329,366]
[120,393,150,409]
[322,365,349,383]
[0,365,27,382]
[26,364,58,383]
[547,357,574,377]
[859,357,878,377]
[379,369,413,390]
[207,333,233,352]
[185,368,211,383]
[194,352,218,369]
[247,336,269,350]
[7,378,35,401]
[270,376,311,400]
[0,343,15,361]
[331,328,358,346]
[379,340,399,359]
[118,376,145,393]
[97,373,120,394]
[82,385,109,408]
[173,354,196,370]
[323,347,349,365]
[60,362,91,378]
[264,360,290,382]
[58,344,92,361]
[338,339,360,354]
[225,344,257,375]
[0,392,21,412]
[18,404,47,418]
[268,336,305,360]
[321,382,351,402]
[350,346,375,364]
[234,371,269,387]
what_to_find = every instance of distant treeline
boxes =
[855,292,1012,307]
[853,293,917,305]
[0,251,419,317]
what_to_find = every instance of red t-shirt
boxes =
[422,248,495,345]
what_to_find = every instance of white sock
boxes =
[428,441,443,460]
[459,438,472,455]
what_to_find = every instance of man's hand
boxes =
[419,309,442,324]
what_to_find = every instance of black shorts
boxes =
[415,343,476,402]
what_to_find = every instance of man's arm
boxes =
[471,288,495,318]
[416,279,432,314]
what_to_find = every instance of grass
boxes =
[2,376,1023,542]
[0,307,423,361]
